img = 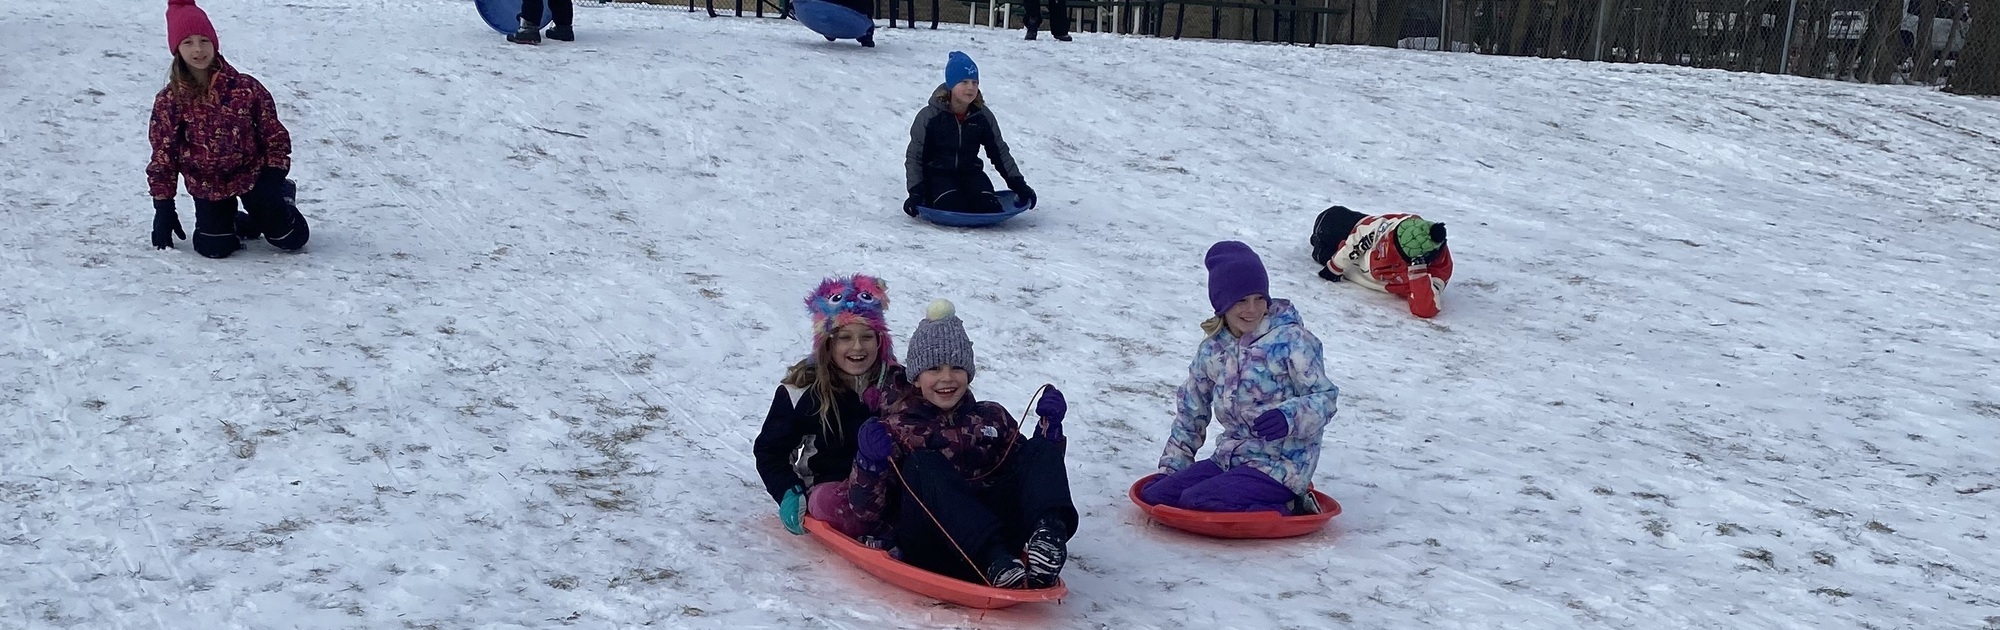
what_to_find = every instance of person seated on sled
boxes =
[832,299,1077,590]
[1309,205,1453,319]
[1142,242,1341,515]
[753,275,906,536]
[901,52,1038,217]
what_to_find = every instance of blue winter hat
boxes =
[943,51,979,89]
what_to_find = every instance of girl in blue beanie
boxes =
[901,52,1038,216]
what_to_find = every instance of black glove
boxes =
[1007,178,1037,209]
[151,199,185,249]
[259,166,289,186]
[903,191,921,217]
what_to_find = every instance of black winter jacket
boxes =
[752,370,903,503]
[903,92,1024,194]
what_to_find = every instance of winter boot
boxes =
[857,26,875,47]
[1053,32,1072,41]
[545,24,574,41]
[508,17,542,44]
[983,555,1027,589]
[1024,29,1037,41]
[234,210,261,240]
[264,180,310,252]
[1023,517,1067,588]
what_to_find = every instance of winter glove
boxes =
[1032,384,1066,441]
[1252,408,1290,441]
[903,192,921,217]
[779,485,808,535]
[1006,178,1037,209]
[150,199,185,249]
[856,418,894,472]
[258,166,289,188]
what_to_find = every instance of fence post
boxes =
[1592,0,1608,61]
[1779,0,1797,74]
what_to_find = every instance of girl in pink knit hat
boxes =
[147,0,310,258]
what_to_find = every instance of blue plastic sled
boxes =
[917,191,1032,227]
[792,0,874,40]
[477,0,554,35]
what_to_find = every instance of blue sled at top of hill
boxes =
[477,0,554,35]
[792,0,874,40]
[916,191,1033,227]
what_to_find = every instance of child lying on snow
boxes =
[828,300,1078,590]
[1309,206,1453,318]
[1142,242,1341,515]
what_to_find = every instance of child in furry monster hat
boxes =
[1142,241,1342,516]
[1309,205,1454,318]
[753,275,906,537]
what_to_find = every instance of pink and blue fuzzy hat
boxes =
[805,274,898,367]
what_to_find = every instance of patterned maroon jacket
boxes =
[835,391,1055,536]
[147,57,291,201]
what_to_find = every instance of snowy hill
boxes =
[4,0,1999,627]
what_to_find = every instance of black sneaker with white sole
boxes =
[1024,518,1067,588]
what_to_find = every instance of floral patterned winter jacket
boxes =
[146,57,291,201]
[835,392,1053,537]
[1158,299,1340,496]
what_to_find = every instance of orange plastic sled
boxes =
[1129,474,1342,539]
[803,516,1068,609]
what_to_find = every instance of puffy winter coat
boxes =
[837,391,1053,536]
[146,57,291,201]
[751,365,905,503]
[903,91,1024,193]
[1325,214,1454,318]
[1158,299,1340,496]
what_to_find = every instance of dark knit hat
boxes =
[903,299,975,382]
[1205,241,1270,316]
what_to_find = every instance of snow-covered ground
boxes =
[4,0,1999,627]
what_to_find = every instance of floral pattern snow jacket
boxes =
[835,391,1053,537]
[1158,299,1340,496]
[147,57,291,201]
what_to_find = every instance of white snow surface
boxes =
[5,0,2000,628]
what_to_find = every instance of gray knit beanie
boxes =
[903,299,975,382]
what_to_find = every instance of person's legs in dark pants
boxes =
[1048,0,1070,39]
[1022,0,1042,39]
[892,450,1024,587]
[927,172,1002,214]
[241,175,309,251]
[550,0,573,26]
[992,436,1077,587]
[190,197,241,259]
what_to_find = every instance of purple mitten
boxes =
[1034,385,1066,441]
[1252,408,1290,441]
[856,419,894,471]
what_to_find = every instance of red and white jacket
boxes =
[1324,214,1454,318]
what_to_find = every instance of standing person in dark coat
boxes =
[509,0,574,44]
[753,275,906,536]
[902,52,1039,217]
[1023,0,1071,41]
[148,0,310,258]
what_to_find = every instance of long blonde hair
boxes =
[1200,316,1226,337]
[779,336,890,444]
[167,53,214,102]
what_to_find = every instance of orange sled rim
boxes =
[803,516,1068,609]
[1128,474,1342,539]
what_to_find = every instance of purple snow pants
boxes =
[1140,460,1296,515]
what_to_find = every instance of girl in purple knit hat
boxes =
[1141,241,1342,515]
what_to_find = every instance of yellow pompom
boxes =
[926,299,956,320]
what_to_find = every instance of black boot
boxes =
[983,554,1027,589]
[857,26,875,47]
[508,18,541,44]
[234,211,261,240]
[1024,29,1038,41]
[545,24,574,41]
[1054,32,1072,41]
[1023,517,1067,588]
